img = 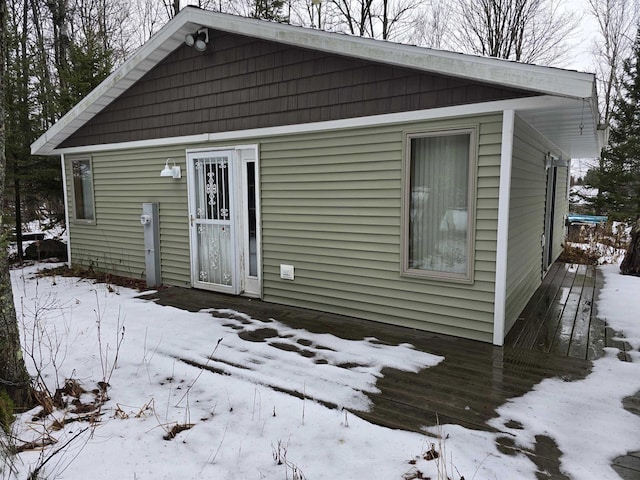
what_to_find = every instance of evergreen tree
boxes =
[3,0,66,260]
[585,26,640,221]
[58,32,114,115]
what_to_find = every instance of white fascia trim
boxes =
[49,95,563,155]
[60,153,72,268]
[493,109,515,346]
[185,9,596,99]
[32,7,597,156]
[31,14,201,156]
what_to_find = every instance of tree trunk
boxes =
[620,216,640,276]
[0,0,31,408]
[13,162,22,262]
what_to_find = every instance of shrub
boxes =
[0,390,15,433]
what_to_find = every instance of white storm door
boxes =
[188,151,240,294]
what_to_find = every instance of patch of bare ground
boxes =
[35,265,153,291]
[162,423,194,441]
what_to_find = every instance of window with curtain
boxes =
[405,129,475,281]
[71,158,95,222]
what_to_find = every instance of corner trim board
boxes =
[493,109,515,346]
[60,153,72,267]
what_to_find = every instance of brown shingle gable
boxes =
[60,30,534,149]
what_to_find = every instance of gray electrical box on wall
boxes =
[141,203,161,287]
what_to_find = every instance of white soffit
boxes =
[518,98,600,158]
[31,7,599,156]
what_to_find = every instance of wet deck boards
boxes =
[138,261,632,479]
[505,262,633,361]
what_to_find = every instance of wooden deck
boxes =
[505,262,633,361]
[138,262,637,479]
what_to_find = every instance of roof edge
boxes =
[191,8,596,99]
[31,7,598,156]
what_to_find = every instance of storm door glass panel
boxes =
[194,156,233,287]
[408,132,471,278]
[246,161,258,277]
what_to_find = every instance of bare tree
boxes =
[71,0,132,67]
[452,0,579,65]
[289,0,328,29]
[407,1,450,49]
[128,0,166,46]
[45,0,72,94]
[375,0,422,40]
[588,0,639,127]
[0,0,32,409]
[328,0,373,36]
[288,0,424,40]
[164,0,180,18]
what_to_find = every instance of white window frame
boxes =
[402,127,477,283]
[70,157,96,224]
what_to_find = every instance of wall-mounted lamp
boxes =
[185,28,209,52]
[161,159,181,179]
[545,152,568,170]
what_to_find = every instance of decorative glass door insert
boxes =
[191,153,237,292]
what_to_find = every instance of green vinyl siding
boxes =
[260,114,502,342]
[504,114,567,332]
[66,148,191,286]
[66,113,502,342]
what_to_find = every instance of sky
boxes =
[4,257,639,480]
[564,0,600,73]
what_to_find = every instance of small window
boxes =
[403,129,476,282]
[71,158,95,222]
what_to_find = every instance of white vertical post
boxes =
[60,153,72,267]
[493,110,515,346]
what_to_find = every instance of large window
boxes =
[404,129,475,282]
[71,158,95,222]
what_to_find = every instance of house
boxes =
[31,7,601,345]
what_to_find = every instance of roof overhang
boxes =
[518,96,600,159]
[31,7,600,158]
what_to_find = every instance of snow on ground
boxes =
[569,185,598,205]
[7,220,67,258]
[4,262,640,479]
[566,241,627,264]
[483,262,640,480]
[598,265,640,350]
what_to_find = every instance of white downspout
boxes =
[493,109,515,346]
[60,153,72,267]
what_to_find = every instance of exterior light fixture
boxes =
[161,159,181,179]
[545,152,568,170]
[185,28,209,52]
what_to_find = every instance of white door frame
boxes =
[186,145,261,296]
[237,146,262,297]
[543,163,558,275]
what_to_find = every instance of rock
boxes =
[24,239,68,261]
